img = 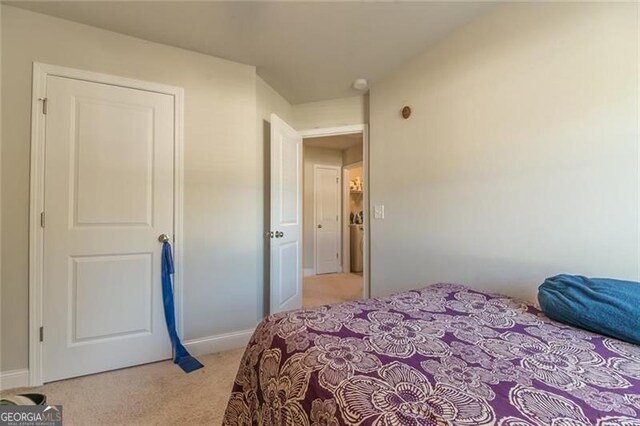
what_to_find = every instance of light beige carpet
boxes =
[0,276,362,424]
[303,272,363,307]
[1,349,244,425]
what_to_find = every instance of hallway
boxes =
[302,273,363,307]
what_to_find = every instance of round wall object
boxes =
[402,106,412,119]
[353,78,369,91]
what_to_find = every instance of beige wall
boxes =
[1,6,260,371]
[369,2,639,303]
[256,77,293,316]
[343,143,363,166]
[293,95,368,130]
[302,146,343,270]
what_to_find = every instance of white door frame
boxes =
[313,164,342,275]
[342,161,363,277]
[299,124,370,299]
[28,62,184,386]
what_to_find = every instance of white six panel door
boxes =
[43,76,174,382]
[269,114,303,314]
[315,166,340,274]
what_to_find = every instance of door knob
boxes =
[275,231,284,238]
[317,224,323,229]
[158,234,170,243]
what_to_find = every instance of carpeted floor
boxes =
[303,272,363,307]
[1,349,244,425]
[0,275,362,425]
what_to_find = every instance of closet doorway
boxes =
[342,161,364,280]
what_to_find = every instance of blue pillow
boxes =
[538,274,640,345]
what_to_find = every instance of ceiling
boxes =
[5,1,494,104]
[304,134,361,151]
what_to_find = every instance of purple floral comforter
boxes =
[223,284,640,425]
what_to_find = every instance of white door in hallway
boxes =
[315,165,341,275]
[42,75,175,382]
[269,114,303,314]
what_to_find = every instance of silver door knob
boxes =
[317,224,323,229]
[158,234,170,243]
[275,231,284,238]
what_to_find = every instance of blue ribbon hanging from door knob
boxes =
[161,238,203,373]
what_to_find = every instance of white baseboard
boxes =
[183,328,255,357]
[0,368,29,391]
[0,330,255,390]
[304,268,315,277]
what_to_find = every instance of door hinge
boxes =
[336,177,339,184]
[39,98,48,115]
[40,212,45,228]
[39,326,44,342]
[336,253,339,259]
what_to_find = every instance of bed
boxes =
[223,284,640,425]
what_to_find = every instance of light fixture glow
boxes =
[353,78,368,91]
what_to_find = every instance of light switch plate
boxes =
[374,205,385,219]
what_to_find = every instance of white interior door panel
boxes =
[269,114,303,314]
[43,76,175,382]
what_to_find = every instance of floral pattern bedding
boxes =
[223,284,640,425]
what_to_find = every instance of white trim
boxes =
[342,161,363,276]
[342,169,351,273]
[313,164,342,275]
[0,369,30,391]
[299,125,370,300]
[28,63,47,388]
[303,268,315,277]
[183,328,255,357]
[362,125,370,298]
[173,77,186,340]
[298,124,365,139]
[28,62,185,386]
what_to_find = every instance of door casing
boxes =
[28,62,184,386]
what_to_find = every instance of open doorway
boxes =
[301,128,367,307]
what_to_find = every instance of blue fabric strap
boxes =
[161,242,203,373]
